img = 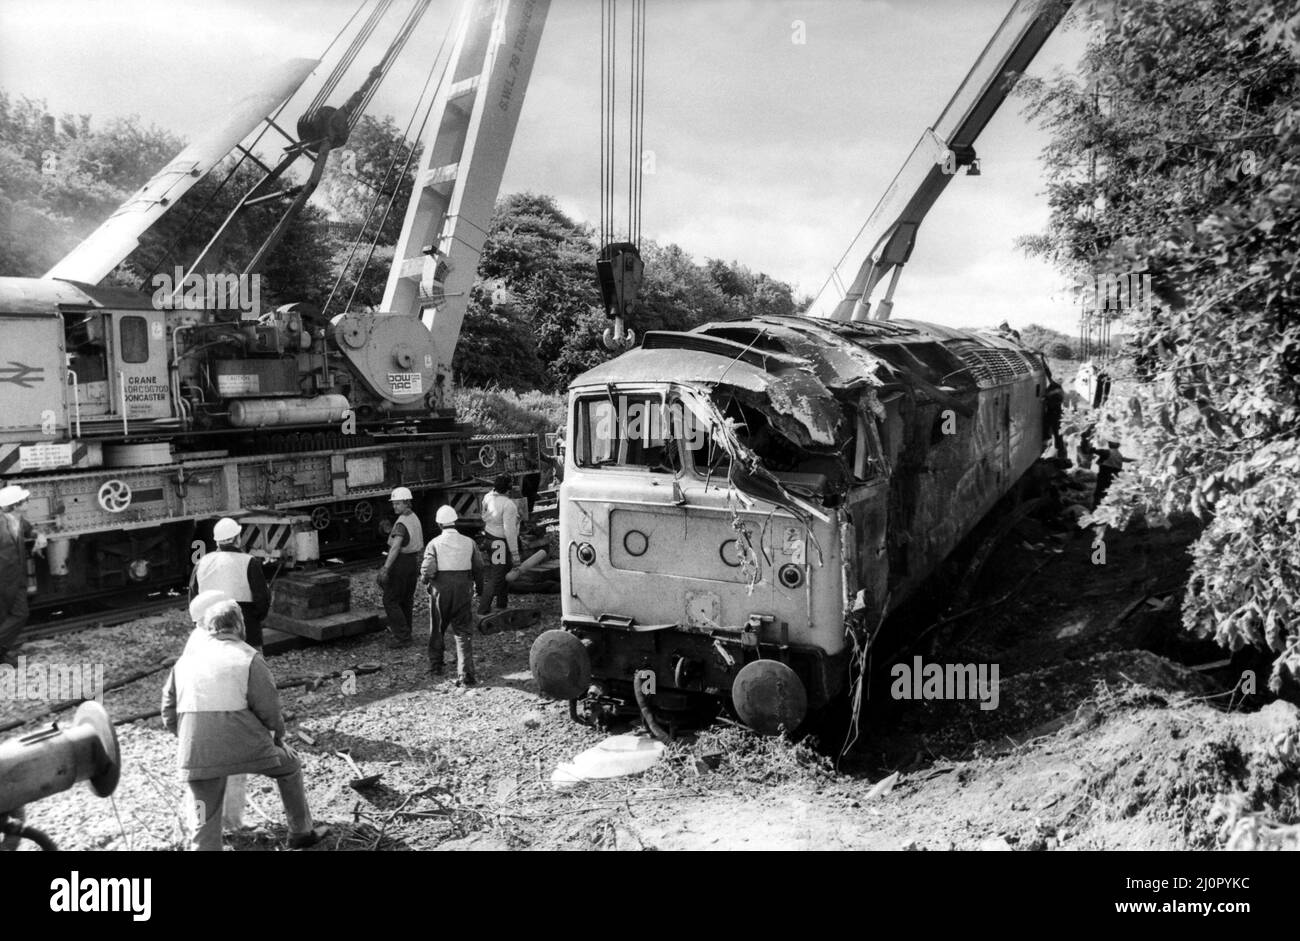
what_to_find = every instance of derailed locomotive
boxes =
[530,315,1046,733]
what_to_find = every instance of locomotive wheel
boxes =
[732,659,807,736]
[354,500,374,523]
[530,630,591,700]
[310,506,332,530]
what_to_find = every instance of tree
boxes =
[319,114,419,246]
[1019,0,1300,687]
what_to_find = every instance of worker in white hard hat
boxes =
[0,484,45,668]
[189,517,271,651]
[420,505,484,686]
[378,486,424,648]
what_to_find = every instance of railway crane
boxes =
[0,0,549,614]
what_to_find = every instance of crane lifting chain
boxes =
[597,0,647,351]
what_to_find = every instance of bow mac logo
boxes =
[0,361,46,388]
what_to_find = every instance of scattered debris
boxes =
[551,735,666,790]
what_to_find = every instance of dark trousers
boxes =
[383,553,420,640]
[237,602,264,650]
[428,572,476,679]
[1094,466,1119,506]
[479,537,511,614]
[0,579,28,658]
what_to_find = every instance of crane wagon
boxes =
[0,0,551,613]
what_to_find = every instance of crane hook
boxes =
[602,317,637,351]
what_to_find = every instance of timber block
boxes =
[275,572,350,598]
[273,597,350,620]
[265,609,382,642]
[262,628,307,656]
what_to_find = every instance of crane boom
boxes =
[378,0,550,408]
[43,58,319,285]
[804,0,1070,323]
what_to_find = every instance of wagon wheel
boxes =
[478,444,498,468]
[97,479,132,513]
[310,505,332,530]
[353,500,374,523]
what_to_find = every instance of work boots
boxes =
[454,634,476,687]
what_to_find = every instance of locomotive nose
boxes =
[731,660,808,736]
[530,630,591,700]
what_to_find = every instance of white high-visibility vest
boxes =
[174,631,256,713]
[395,510,424,554]
[195,551,254,602]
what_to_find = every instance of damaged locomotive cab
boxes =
[535,315,1045,737]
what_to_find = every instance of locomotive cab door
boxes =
[62,308,111,418]
[107,310,171,422]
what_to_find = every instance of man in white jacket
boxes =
[479,474,520,616]
[162,600,329,851]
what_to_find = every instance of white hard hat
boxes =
[213,517,241,542]
[189,589,232,624]
[391,486,413,502]
[0,484,30,508]
[435,505,458,526]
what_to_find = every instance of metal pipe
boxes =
[66,370,81,438]
[119,371,128,437]
[632,676,673,744]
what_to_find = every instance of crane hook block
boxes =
[596,242,644,320]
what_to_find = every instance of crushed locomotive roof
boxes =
[570,315,1045,510]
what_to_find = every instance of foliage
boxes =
[319,114,420,247]
[450,386,565,436]
[453,193,804,393]
[1020,322,1078,359]
[1019,0,1300,686]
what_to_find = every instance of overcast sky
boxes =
[0,0,1093,334]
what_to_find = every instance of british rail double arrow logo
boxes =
[0,361,45,388]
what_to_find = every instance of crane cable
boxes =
[599,0,645,248]
[628,0,645,248]
[599,0,615,248]
[349,0,433,136]
[305,0,395,123]
[140,0,371,283]
[325,4,459,317]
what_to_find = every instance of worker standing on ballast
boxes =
[0,485,46,669]
[190,517,271,652]
[479,474,520,615]
[421,505,484,686]
[378,487,423,648]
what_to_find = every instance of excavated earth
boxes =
[5,472,1299,852]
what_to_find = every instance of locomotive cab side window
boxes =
[575,393,683,474]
